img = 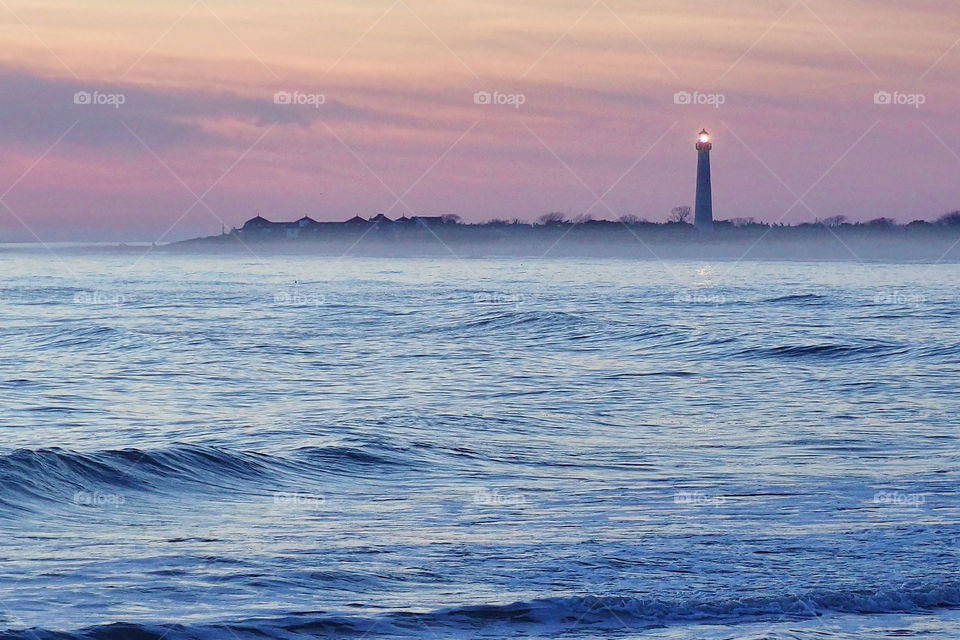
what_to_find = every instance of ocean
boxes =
[1,246,958,639]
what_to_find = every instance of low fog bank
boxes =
[165,224,960,262]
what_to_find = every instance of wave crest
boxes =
[7,582,959,639]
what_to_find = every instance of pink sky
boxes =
[0,0,958,241]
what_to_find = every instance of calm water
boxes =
[1,248,958,639]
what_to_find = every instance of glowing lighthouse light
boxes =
[699,131,710,145]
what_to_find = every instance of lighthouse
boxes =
[694,129,714,231]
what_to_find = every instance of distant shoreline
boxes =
[166,213,960,261]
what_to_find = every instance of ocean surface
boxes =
[1,246,958,639]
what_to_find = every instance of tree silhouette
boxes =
[669,206,692,223]
[538,212,568,225]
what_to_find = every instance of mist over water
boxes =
[1,248,958,639]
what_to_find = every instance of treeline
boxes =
[449,209,960,229]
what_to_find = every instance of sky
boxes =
[0,0,958,241]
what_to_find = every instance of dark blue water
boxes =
[1,249,958,638]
